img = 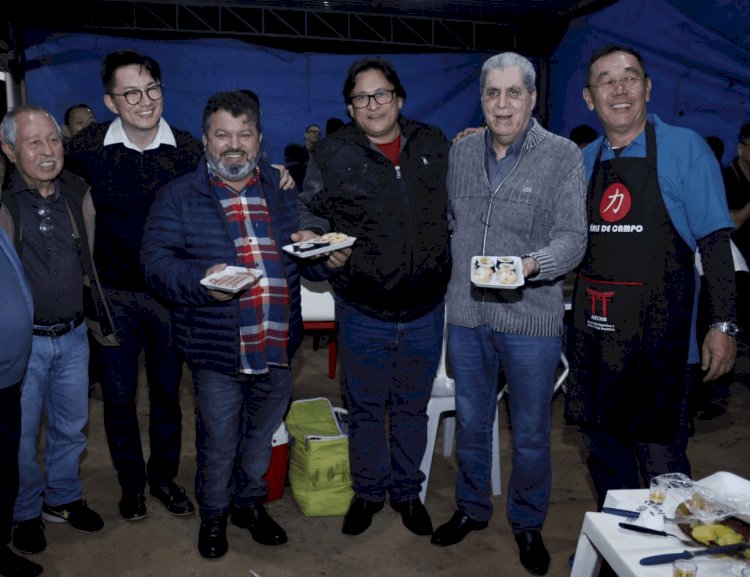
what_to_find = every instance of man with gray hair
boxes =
[431,53,587,576]
[1,106,116,558]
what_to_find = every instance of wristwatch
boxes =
[709,321,740,337]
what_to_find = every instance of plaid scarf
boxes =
[210,169,290,373]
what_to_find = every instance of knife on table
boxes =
[619,522,671,537]
[602,507,639,519]
[639,542,748,565]
[602,507,678,523]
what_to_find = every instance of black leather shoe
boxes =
[0,544,43,577]
[341,498,385,536]
[230,502,287,546]
[430,511,488,546]
[514,530,550,576]
[390,498,433,535]
[11,517,46,555]
[149,482,195,517]
[198,517,228,559]
[119,493,147,521]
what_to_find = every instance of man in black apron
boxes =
[565,45,738,510]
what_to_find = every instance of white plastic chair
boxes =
[300,278,338,379]
[418,324,570,504]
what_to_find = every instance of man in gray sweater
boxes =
[431,52,587,577]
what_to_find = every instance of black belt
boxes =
[33,314,85,338]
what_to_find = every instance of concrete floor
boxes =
[23,337,750,577]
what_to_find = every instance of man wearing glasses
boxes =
[299,57,451,539]
[0,106,117,559]
[565,45,737,510]
[66,49,203,523]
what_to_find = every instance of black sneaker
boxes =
[119,493,147,521]
[149,482,195,517]
[12,517,46,555]
[41,499,104,533]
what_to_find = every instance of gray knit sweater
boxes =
[446,119,587,336]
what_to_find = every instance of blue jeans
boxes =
[337,301,444,501]
[449,323,561,532]
[192,366,292,520]
[97,288,183,495]
[14,323,89,522]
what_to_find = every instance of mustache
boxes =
[221,149,247,156]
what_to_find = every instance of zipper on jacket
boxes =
[394,165,402,179]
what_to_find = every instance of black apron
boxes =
[565,124,694,442]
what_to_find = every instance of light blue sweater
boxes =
[446,119,587,336]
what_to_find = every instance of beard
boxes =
[206,150,258,183]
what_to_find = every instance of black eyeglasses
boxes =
[349,89,396,109]
[33,206,54,237]
[110,84,164,105]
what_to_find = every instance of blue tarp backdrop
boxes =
[22,0,750,164]
[549,0,750,164]
[24,34,490,163]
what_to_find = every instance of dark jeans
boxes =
[192,366,292,520]
[580,365,695,510]
[337,301,444,502]
[0,383,21,545]
[97,288,183,495]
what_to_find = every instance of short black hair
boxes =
[326,117,345,135]
[705,136,724,161]
[102,50,161,93]
[740,122,750,143]
[202,91,261,135]
[342,57,406,104]
[586,45,647,86]
[64,103,93,126]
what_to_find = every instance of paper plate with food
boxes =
[282,232,356,258]
[200,266,263,293]
[671,488,750,559]
[470,256,524,289]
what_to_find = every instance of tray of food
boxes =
[471,256,524,288]
[200,266,262,293]
[282,232,356,258]
[674,495,750,559]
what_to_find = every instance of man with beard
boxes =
[141,90,348,558]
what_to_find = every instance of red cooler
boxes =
[264,421,289,502]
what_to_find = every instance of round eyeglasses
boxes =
[350,89,396,109]
[110,84,164,105]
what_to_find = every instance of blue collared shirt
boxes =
[581,113,733,363]
[484,121,532,191]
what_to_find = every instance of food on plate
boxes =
[320,232,349,244]
[292,241,326,253]
[205,270,255,289]
[691,523,744,546]
[497,269,518,285]
[473,266,494,284]
[477,256,494,267]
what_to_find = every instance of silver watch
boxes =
[709,321,740,337]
